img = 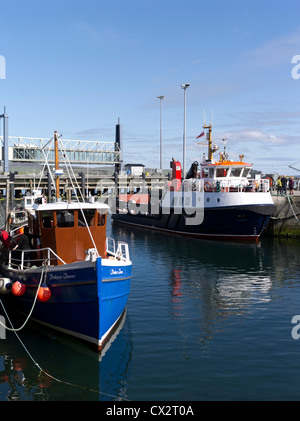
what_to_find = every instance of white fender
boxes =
[0,278,12,294]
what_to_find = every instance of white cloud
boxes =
[244,28,300,67]
[75,20,128,47]
[229,129,285,145]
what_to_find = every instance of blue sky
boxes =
[1,0,300,176]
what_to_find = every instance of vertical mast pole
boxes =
[203,123,213,161]
[54,131,60,201]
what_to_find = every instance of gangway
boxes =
[0,136,121,165]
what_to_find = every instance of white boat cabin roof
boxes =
[33,201,109,212]
[200,159,252,179]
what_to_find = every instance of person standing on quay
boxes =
[281,175,287,195]
[276,177,282,195]
[288,176,295,195]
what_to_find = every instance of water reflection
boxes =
[0,310,133,401]
[111,220,300,350]
[1,216,299,401]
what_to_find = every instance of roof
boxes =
[33,201,109,212]
[125,163,145,167]
[203,160,252,167]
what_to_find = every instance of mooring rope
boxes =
[0,266,45,332]
[271,195,300,224]
[287,196,300,225]
[1,303,129,400]
[0,273,129,400]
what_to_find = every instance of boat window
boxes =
[243,168,251,177]
[41,211,54,229]
[57,210,74,228]
[201,168,209,178]
[98,212,106,226]
[209,168,215,178]
[34,197,43,205]
[25,198,32,206]
[230,168,242,177]
[216,168,228,177]
[78,209,95,227]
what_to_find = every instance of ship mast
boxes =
[203,123,213,161]
[54,130,60,201]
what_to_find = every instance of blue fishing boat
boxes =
[0,131,132,351]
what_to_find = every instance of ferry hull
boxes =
[112,203,274,241]
[0,257,132,351]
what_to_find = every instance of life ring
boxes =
[266,177,273,187]
[204,181,212,191]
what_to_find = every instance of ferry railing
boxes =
[8,247,66,270]
[199,178,270,193]
[106,237,130,262]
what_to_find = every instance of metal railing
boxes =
[8,247,66,270]
[182,178,271,193]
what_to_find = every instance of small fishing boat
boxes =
[112,123,275,241]
[0,131,132,352]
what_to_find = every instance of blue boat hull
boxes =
[0,257,132,351]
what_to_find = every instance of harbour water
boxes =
[1,216,300,401]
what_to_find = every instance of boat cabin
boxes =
[28,201,109,265]
[200,161,252,180]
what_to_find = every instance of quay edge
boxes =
[263,192,300,239]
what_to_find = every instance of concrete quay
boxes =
[264,191,300,239]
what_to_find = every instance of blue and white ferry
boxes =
[0,132,132,352]
[113,123,275,241]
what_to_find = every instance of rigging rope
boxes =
[58,138,100,256]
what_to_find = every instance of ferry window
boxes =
[209,168,215,178]
[26,198,32,206]
[41,211,54,229]
[57,210,74,228]
[231,168,242,177]
[216,168,228,177]
[243,168,251,177]
[202,168,209,178]
[98,212,106,226]
[78,209,95,227]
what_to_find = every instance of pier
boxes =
[1,172,300,239]
[264,192,300,238]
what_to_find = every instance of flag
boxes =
[196,131,204,139]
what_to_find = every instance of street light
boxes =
[157,95,165,171]
[181,83,190,179]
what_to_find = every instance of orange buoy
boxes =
[37,285,51,302]
[11,281,26,296]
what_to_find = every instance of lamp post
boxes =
[181,83,190,179]
[157,95,165,171]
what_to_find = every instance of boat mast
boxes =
[203,123,213,161]
[54,130,60,201]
